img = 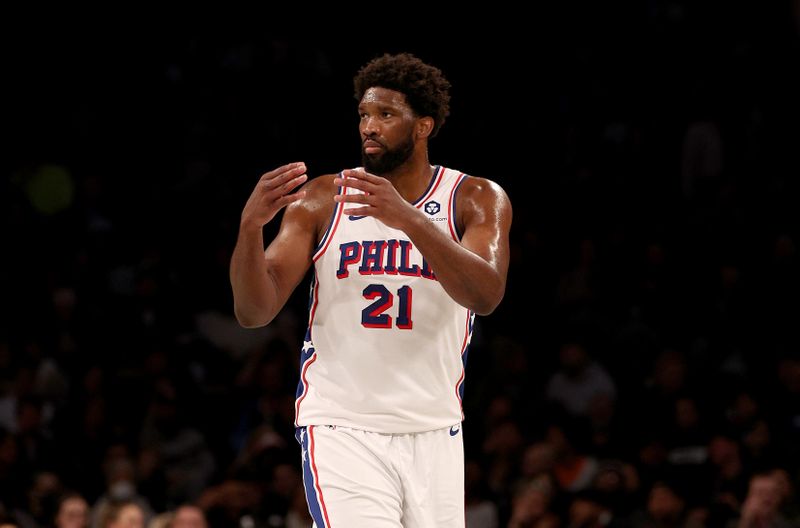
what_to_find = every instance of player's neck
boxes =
[382,150,434,203]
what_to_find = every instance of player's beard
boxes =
[362,132,415,175]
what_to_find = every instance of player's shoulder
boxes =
[286,174,338,228]
[455,173,510,207]
[301,172,339,195]
[286,173,338,217]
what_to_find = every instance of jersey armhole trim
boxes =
[412,165,444,208]
[312,177,345,262]
[448,173,468,241]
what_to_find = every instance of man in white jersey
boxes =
[230,53,512,527]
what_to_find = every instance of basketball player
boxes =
[230,53,512,527]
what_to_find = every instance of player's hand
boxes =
[333,169,420,230]
[241,162,307,229]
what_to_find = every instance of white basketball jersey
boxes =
[294,166,475,433]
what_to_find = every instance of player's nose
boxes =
[361,115,381,136]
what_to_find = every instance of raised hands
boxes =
[333,169,420,230]
[241,162,308,229]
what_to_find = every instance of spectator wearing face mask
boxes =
[91,453,153,528]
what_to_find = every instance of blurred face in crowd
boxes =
[569,498,606,527]
[647,484,684,521]
[512,486,551,522]
[56,496,89,528]
[521,442,556,477]
[107,504,144,528]
[771,469,792,502]
[171,506,207,528]
[708,435,739,466]
[747,474,781,514]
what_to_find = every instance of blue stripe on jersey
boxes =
[295,327,315,401]
[298,426,327,527]
[457,311,475,402]
[306,275,316,312]
[296,276,317,401]
[451,174,468,241]
[313,178,344,255]
[411,165,441,206]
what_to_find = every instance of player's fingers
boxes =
[265,174,307,196]
[260,162,306,183]
[262,167,306,189]
[333,176,374,192]
[343,168,383,184]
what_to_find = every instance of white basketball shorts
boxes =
[295,423,465,528]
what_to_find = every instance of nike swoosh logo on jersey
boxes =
[348,215,367,221]
[450,425,460,436]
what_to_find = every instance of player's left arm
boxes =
[412,177,512,315]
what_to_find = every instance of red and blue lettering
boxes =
[336,242,362,278]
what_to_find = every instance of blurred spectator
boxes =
[546,342,616,418]
[770,469,800,525]
[591,459,640,517]
[507,477,558,528]
[740,419,774,469]
[771,357,800,464]
[483,417,525,497]
[91,452,153,528]
[15,396,57,474]
[724,391,761,441]
[0,366,55,436]
[629,481,698,528]
[681,121,723,203]
[169,505,206,528]
[548,421,598,494]
[196,480,262,527]
[520,442,558,483]
[556,239,597,309]
[98,501,145,528]
[284,484,313,528]
[586,393,624,458]
[54,492,89,528]
[707,435,748,522]
[729,472,792,528]
[139,379,215,504]
[13,470,64,528]
[566,491,624,528]
[466,460,500,528]
[145,513,173,528]
[640,350,692,435]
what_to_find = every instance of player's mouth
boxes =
[363,139,385,154]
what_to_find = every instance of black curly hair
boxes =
[354,53,451,138]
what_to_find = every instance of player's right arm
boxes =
[230,162,332,328]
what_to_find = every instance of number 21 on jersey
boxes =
[361,284,413,329]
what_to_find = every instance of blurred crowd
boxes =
[3,5,800,528]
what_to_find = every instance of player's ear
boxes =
[416,117,434,140]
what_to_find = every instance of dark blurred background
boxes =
[2,4,800,527]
